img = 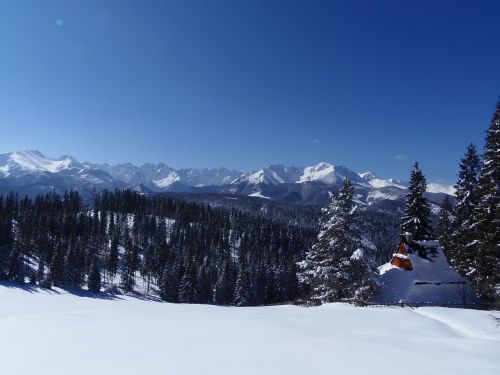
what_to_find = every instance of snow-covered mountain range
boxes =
[0,150,454,207]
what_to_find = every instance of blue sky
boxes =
[0,1,499,183]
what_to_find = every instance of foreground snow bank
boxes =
[0,284,499,375]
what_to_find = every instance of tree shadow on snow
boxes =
[123,290,163,303]
[0,280,61,295]
[63,287,125,301]
[0,280,123,300]
[0,280,165,302]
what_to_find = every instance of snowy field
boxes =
[1,283,499,375]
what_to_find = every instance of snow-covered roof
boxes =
[392,253,409,260]
[377,243,477,304]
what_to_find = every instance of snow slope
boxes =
[359,171,407,189]
[359,171,455,194]
[377,241,478,304]
[427,182,456,195]
[0,284,498,375]
[299,162,371,186]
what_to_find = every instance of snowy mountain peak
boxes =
[153,171,180,188]
[299,163,371,186]
[232,164,303,186]
[359,171,379,181]
[0,150,83,176]
[359,171,407,189]
[359,171,455,194]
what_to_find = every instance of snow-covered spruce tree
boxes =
[401,162,431,243]
[106,235,119,282]
[471,99,500,301]
[178,257,199,303]
[214,260,234,305]
[7,239,24,283]
[435,195,454,256]
[449,144,480,274]
[297,178,376,306]
[233,259,251,306]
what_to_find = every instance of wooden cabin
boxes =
[390,242,413,271]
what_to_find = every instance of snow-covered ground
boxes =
[1,283,498,375]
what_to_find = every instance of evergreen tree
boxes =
[233,259,251,306]
[63,242,84,288]
[436,195,454,256]
[49,243,66,287]
[178,258,198,303]
[401,162,431,242]
[448,144,481,273]
[214,260,233,305]
[472,99,500,301]
[88,257,102,292]
[158,261,181,303]
[0,244,10,280]
[141,244,157,293]
[106,235,119,281]
[196,265,213,304]
[7,240,24,283]
[120,235,137,293]
[297,179,376,305]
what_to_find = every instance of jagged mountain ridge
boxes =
[0,150,123,197]
[0,150,453,208]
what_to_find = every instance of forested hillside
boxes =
[0,188,402,305]
[0,190,315,305]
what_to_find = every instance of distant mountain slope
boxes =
[0,150,454,209]
[359,171,407,189]
[358,171,455,195]
[0,150,123,197]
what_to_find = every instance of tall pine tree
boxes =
[449,144,480,274]
[297,179,375,305]
[472,99,500,301]
[401,162,431,242]
[120,234,137,293]
[436,195,454,256]
[233,257,251,306]
[88,257,102,292]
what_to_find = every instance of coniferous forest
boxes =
[0,188,399,306]
[0,189,316,306]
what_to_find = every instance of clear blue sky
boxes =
[0,0,499,183]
